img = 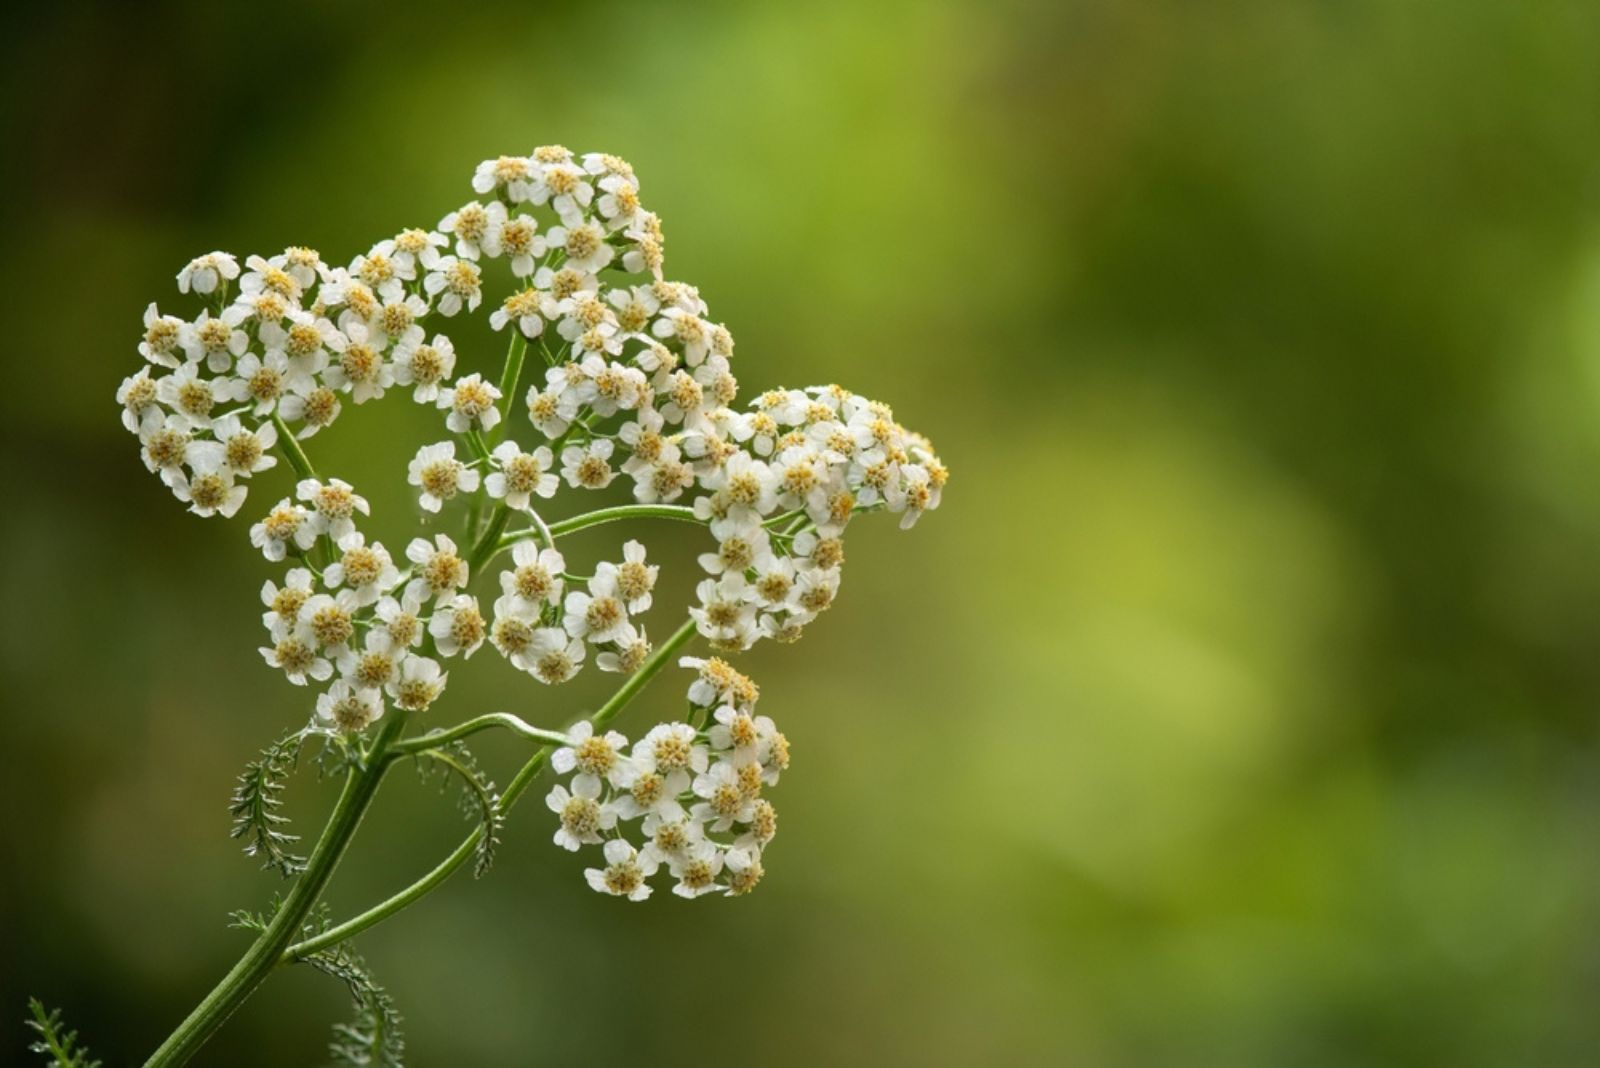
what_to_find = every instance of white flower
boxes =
[139,303,185,368]
[667,840,725,899]
[472,155,537,201]
[387,654,447,712]
[239,253,306,303]
[296,478,370,542]
[526,385,578,439]
[260,624,333,686]
[546,775,613,851]
[499,542,565,611]
[595,622,650,674]
[690,573,757,651]
[404,534,468,603]
[407,441,480,513]
[596,540,657,613]
[392,335,456,403]
[485,441,557,510]
[179,310,249,374]
[374,591,426,652]
[250,498,317,562]
[596,173,643,228]
[690,761,756,833]
[533,161,594,223]
[367,293,428,349]
[551,720,632,791]
[584,838,657,901]
[117,368,161,433]
[493,214,547,276]
[235,350,310,416]
[176,251,240,295]
[323,322,393,404]
[429,594,487,658]
[527,626,585,684]
[171,452,248,518]
[156,362,235,430]
[489,594,542,671]
[437,373,502,434]
[489,287,544,338]
[211,415,278,477]
[316,680,383,734]
[546,218,613,273]
[563,578,630,644]
[261,567,316,631]
[323,532,400,606]
[278,386,341,438]
[336,629,405,691]
[560,438,616,489]
[423,256,484,317]
[300,589,361,653]
[438,200,506,260]
[260,308,343,373]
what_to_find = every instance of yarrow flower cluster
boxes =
[546,657,784,899]
[116,147,946,910]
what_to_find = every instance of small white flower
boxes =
[373,591,426,652]
[489,594,542,670]
[250,498,317,562]
[499,542,566,611]
[560,438,616,489]
[176,251,240,295]
[489,287,545,338]
[437,373,502,434]
[423,255,484,317]
[323,532,400,606]
[296,478,370,542]
[492,214,548,277]
[117,368,161,433]
[563,578,630,644]
[259,625,333,686]
[171,452,248,519]
[485,441,557,510]
[429,594,487,658]
[239,253,305,303]
[584,838,657,901]
[596,540,657,613]
[392,335,456,403]
[546,218,613,273]
[299,589,361,653]
[407,441,480,513]
[691,761,756,833]
[323,322,393,404]
[546,775,613,851]
[551,721,632,790]
[139,303,185,368]
[336,629,405,691]
[595,622,650,674]
[525,385,578,439]
[211,415,278,477]
[527,626,585,684]
[387,654,447,712]
[261,567,316,631]
[472,155,538,201]
[438,200,506,260]
[316,679,383,734]
[404,534,468,603]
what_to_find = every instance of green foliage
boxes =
[304,943,406,1067]
[414,742,503,878]
[228,732,307,876]
[25,999,100,1068]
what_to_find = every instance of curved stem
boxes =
[270,412,317,481]
[144,714,407,1067]
[495,504,700,556]
[284,617,699,962]
[389,713,571,758]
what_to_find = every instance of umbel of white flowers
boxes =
[116,146,947,900]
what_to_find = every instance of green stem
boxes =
[389,713,571,757]
[143,714,407,1067]
[494,335,526,439]
[494,504,700,559]
[271,412,317,481]
[283,617,699,962]
[468,504,511,574]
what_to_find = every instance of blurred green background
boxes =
[6,0,1600,1064]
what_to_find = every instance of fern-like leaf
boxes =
[304,944,406,1067]
[25,999,100,1068]
[229,731,306,876]
[415,742,503,878]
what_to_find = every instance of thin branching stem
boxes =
[389,713,571,757]
[283,617,698,962]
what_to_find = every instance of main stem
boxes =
[144,715,406,1068]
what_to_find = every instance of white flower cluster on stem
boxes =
[116,146,948,902]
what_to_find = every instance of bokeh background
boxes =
[6,1,1600,1064]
